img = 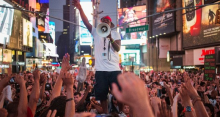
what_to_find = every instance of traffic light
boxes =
[89,59,95,66]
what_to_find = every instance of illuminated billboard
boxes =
[152,0,175,36]
[0,0,14,44]
[44,8,50,33]
[79,1,93,45]
[118,5,147,45]
[8,10,21,49]
[182,0,220,48]
[23,18,33,47]
[49,21,55,44]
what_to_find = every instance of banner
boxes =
[183,0,220,48]
[152,0,175,36]
[23,18,33,47]
[159,38,170,58]
[3,49,12,63]
[8,10,21,49]
[118,5,147,44]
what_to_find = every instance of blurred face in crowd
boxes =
[74,94,81,103]
[123,105,130,115]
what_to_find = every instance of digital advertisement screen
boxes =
[79,1,93,45]
[152,0,175,36]
[38,17,45,32]
[118,5,147,45]
[182,0,220,48]
[8,10,21,49]
[0,0,14,44]
[23,18,33,47]
[49,21,55,44]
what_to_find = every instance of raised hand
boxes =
[157,102,172,117]
[15,74,25,85]
[112,72,154,117]
[184,76,200,100]
[46,110,57,117]
[72,0,81,9]
[112,73,148,107]
[62,72,74,88]
[61,54,71,72]
[33,69,40,81]
[179,84,192,107]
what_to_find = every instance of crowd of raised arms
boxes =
[0,53,219,117]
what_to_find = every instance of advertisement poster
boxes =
[152,0,175,36]
[159,38,170,58]
[8,10,21,49]
[0,0,14,44]
[183,0,220,48]
[118,6,147,41]
[23,18,33,47]
[3,49,12,63]
[49,21,55,44]
[79,1,93,45]
[193,47,215,65]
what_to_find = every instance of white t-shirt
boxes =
[91,27,121,71]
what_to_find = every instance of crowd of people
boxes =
[0,54,219,117]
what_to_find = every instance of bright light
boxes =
[164,33,166,34]
[160,33,162,35]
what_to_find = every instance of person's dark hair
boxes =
[40,96,67,117]
[74,92,81,97]
[110,96,119,114]
[216,111,220,117]
[6,101,19,117]
[204,103,214,117]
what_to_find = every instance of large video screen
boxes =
[152,0,175,36]
[23,18,33,47]
[0,0,14,44]
[182,0,220,48]
[79,1,93,45]
[118,5,147,45]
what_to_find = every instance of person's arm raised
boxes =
[184,76,209,117]
[15,75,28,117]
[0,67,12,93]
[73,0,92,33]
[28,69,41,116]
[47,54,70,106]
[62,72,75,117]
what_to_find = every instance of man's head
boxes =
[101,16,115,28]
[74,92,81,103]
